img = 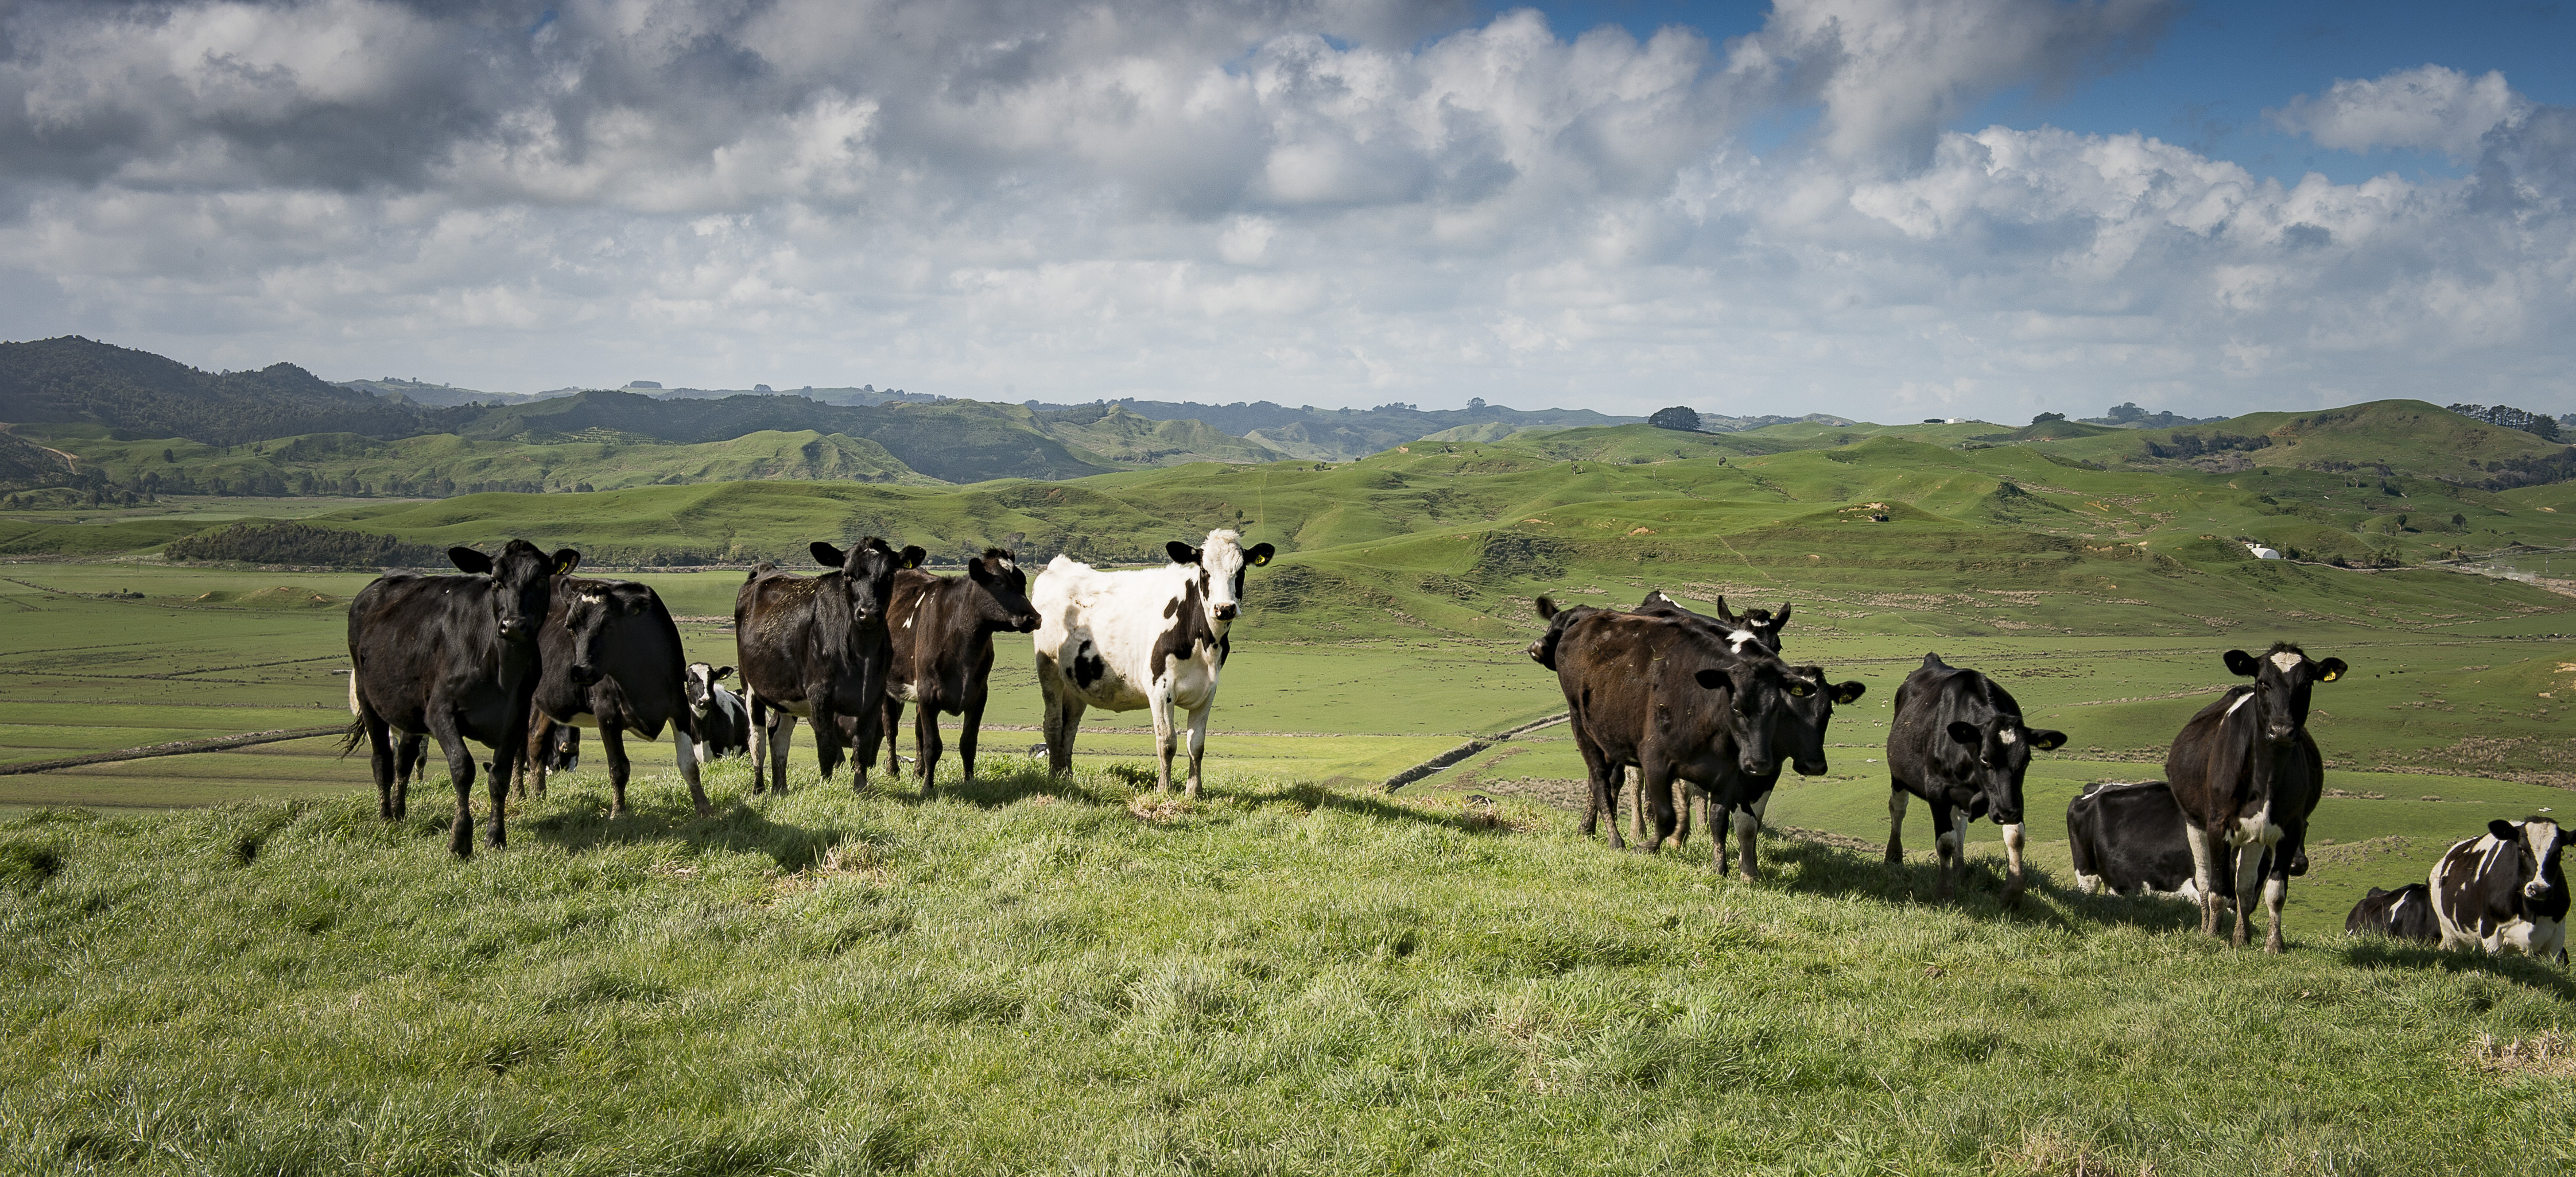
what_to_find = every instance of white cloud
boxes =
[2270,64,2532,161]
[0,0,2569,422]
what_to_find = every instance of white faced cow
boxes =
[2166,642,2346,953]
[2430,818,2571,962]
[1032,529,1275,797]
[682,663,750,763]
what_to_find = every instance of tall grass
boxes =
[5,757,2572,1174]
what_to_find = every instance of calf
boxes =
[1628,592,1859,876]
[735,538,924,795]
[2065,780,2202,903]
[521,573,710,818]
[2431,818,2570,961]
[881,549,1042,796]
[1886,653,2067,904]
[684,663,751,762]
[2167,643,2346,952]
[344,541,571,857]
[1034,529,1277,797]
[2347,883,2440,943]
[1538,602,1811,854]
[533,724,581,777]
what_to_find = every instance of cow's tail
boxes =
[339,669,368,758]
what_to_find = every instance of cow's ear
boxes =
[2491,819,2520,842]
[2317,657,2347,683]
[812,541,846,567]
[552,549,581,575]
[2223,649,2260,676]
[1713,595,1737,624]
[1775,601,1793,627]
[2027,729,2068,751]
[1535,595,1559,620]
[713,665,734,681]
[448,547,493,575]
[1694,668,1727,690]
[1833,680,1867,704]
[1166,541,1200,566]
[900,545,927,570]
[1247,543,1275,567]
[1946,721,1983,746]
[966,556,995,583]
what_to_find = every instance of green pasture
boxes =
[6,760,2575,1174]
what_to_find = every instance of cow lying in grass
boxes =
[2431,818,2569,961]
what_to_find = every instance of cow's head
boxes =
[1166,529,1275,628]
[1712,596,1792,654]
[1693,653,1814,778]
[2221,642,2346,749]
[451,540,572,642]
[684,662,734,720]
[2489,818,2572,919]
[1941,701,2066,825]
[1774,667,1865,777]
[561,579,657,687]
[965,548,1041,633]
[813,537,925,627]
[542,725,581,773]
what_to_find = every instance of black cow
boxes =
[1886,653,2067,904]
[1628,592,1859,877]
[1526,598,1604,669]
[2346,883,2440,943]
[1536,599,1811,853]
[520,574,710,818]
[2431,818,2571,961]
[344,541,571,857]
[735,538,924,795]
[2066,780,2202,902]
[534,725,581,776]
[880,549,1042,796]
[2166,642,2346,952]
[684,663,751,762]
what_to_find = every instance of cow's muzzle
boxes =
[1793,755,1827,777]
[1012,613,1041,633]
[2528,881,2555,900]
[571,663,604,687]
[1214,604,1239,621]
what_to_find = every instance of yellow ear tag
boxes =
[1252,553,1270,566]
[2319,668,2340,682]
[555,559,577,575]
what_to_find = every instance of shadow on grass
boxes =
[911,758,1516,835]
[1727,835,2205,934]
[1237,779,1530,835]
[525,794,843,871]
[2341,938,2576,1000]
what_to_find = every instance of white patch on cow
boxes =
[1031,531,1260,796]
[1998,728,2018,745]
[2225,691,2253,717]
[895,683,920,702]
[1727,626,1758,650]
[2269,651,2302,673]
[2075,872,2105,895]
[2230,805,2273,847]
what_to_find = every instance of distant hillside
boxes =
[0,337,460,446]
[1034,404,1286,465]
[455,392,1119,483]
[335,378,549,408]
[1029,398,1638,460]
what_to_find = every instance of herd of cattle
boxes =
[339,531,2567,963]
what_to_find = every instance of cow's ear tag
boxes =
[901,545,927,569]
[2030,729,2069,751]
[1247,543,1276,567]
[1786,681,1814,698]
[553,549,581,576]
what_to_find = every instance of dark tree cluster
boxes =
[2447,403,2562,441]
[2470,448,2576,491]
[164,522,442,568]
[2140,432,2274,459]
[1647,406,1702,431]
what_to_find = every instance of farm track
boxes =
[0,725,346,776]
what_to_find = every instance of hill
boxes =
[0,337,460,446]
[1031,398,1638,461]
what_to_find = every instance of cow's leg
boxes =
[2183,819,2218,936]
[1568,722,1620,849]
[2000,820,2029,908]
[2261,838,2294,955]
[366,713,398,821]
[1183,704,1212,800]
[1148,687,1179,795]
[882,695,905,776]
[1036,658,1072,777]
[1733,791,1770,884]
[1635,762,1678,851]
[812,706,847,789]
[1885,786,1910,865]
[673,720,710,816]
[958,691,987,782]
[1675,781,1697,848]
[1930,803,1962,902]
[1713,802,1734,873]
[2231,838,2267,950]
[427,715,478,857]
[914,700,942,800]
[1625,765,1647,846]
[747,695,771,796]
[393,733,424,820]
[602,726,632,818]
[522,715,549,802]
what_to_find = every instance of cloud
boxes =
[0,1,2568,423]
[2269,64,2531,161]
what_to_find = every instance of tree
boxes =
[2105,402,2144,423]
[2031,411,2066,425]
[1647,406,1701,432]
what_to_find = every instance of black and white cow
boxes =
[1640,590,1791,654]
[734,538,925,795]
[2430,818,2571,962]
[2346,883,2440,943]
[2166,642,2346,952]
[534,725,581,777]
[2065,780,2203,903]
[683,663,750,763]
[344,541,571,857]
[882,549,1042,795]
[1033,529,1276,796]
[1886,653,2068,905]
[522,572,710,818]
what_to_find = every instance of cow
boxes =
[2430,818,2570,962]
[343,541,572,857]
[1526,598,1604,669]
[2346,883,2440,943]
[1886,653,2067,905]
[880,549,1042,796]
[2065,780,2203,903]
[519,573,711,818]
[683,663,751,762]
[735,538,924,796]
[531,725,581,779]
[1627,592,1860,876]
[2166,642,2346,952]
[1033,529,1276,797]
[1536,601,1813,854]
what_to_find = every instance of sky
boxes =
[1,1,2571,423]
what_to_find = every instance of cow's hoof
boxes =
[608,805,630,819]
